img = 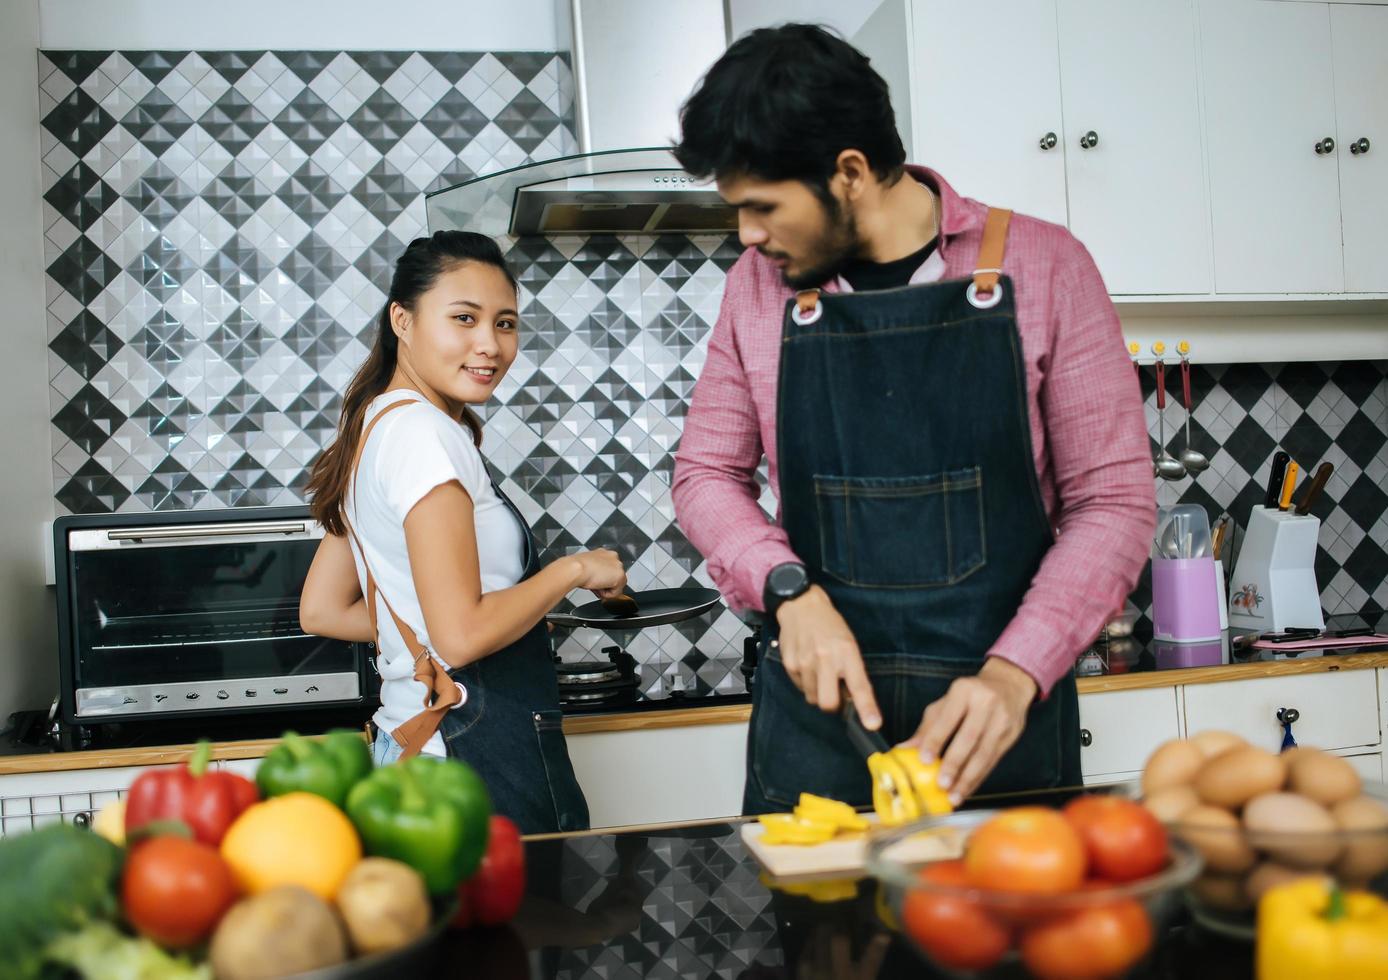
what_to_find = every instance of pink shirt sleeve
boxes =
[672,271,799,612]
[985,237,1157,695]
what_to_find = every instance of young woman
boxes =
[300,230,625,833]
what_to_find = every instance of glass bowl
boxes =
[1163,778,1388,941]
[866,809,1202,977]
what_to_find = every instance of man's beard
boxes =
[763,196,859,290]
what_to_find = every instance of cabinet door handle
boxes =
[1314,137,1336,155]
[1350,137,1371,155]
[1039,131,1058,150]
[1079,130,1099,150]
[1079,728,1093,747]
[1276,707,1300,725]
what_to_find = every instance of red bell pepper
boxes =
[124,739,259,846]
[454,814,526,927]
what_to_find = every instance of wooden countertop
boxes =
[3,651,1384,776]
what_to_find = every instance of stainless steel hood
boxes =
[426,0,736,238]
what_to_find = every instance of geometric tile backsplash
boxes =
[36,49,1388,699]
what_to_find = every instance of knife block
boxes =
[1227,505,1324,633]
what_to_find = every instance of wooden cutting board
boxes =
[740,816,967,879]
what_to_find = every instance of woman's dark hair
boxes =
[306,230,518,535]
[673,24,906,200]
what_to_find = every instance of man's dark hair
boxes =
[673,24,906,198]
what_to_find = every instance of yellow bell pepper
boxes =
[761,873,860,903]
[758,812,837,845]
[889,747,954,817]
[795,793,869,832]
[1256,878,1388,980]
[868,751,920,826]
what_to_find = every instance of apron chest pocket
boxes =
[814,466,986,588]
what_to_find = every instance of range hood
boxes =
[426,0,737,238]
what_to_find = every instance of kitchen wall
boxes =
[1,0,60,725]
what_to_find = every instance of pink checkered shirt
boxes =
[671,167,1156,696]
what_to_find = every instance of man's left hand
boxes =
[898,657,1038,805]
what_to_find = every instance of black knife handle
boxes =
[842,696,890,759]
[1264,451,1291,509]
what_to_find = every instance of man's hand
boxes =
[899,657,1038,804]
[774,586,882,729]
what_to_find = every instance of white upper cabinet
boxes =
[1056,0,1212,295]
[1331,2,1388,293]
[1199,0,1344,294]
[907,0,1069,226]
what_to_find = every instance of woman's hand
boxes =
[571,548,627,596]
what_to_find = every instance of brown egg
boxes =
[1286,750,1362,806]
[1242,792,1341,868]
[1244,861,1328,903]
[1144,785,1200,823]
[1331,795,1388,883]
[1189,730,1246,759]
[1194,746,1287,809]
[1142,740,1205,795]
[1177,805,1256,873]
[1189,871,1252,911]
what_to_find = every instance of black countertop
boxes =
[443,790,1255,980]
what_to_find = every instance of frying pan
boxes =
[545,587,721,631]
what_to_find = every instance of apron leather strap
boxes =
[341,394,463,759]
[972,208,1012,296]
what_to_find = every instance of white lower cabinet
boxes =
[1183,671,1381,755]
[0,765,172,837]
[1078,688,1183,785]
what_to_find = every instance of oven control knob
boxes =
[216,690,229,700]
[185,692,200,700]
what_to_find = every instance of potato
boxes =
[210,885,349,980]
[1144,785,1200,823]
[1142,741,1204,795]
[1194,746,1286,810]
[1188,730,1246,759]
[1189,871,1251,911]
[1244,861,1327,903]
[1286,749,1362,806]
[1177,805,1256,873]
[335,857,431,955]
[1243,792,1341,868]
[1332,795,1388,884]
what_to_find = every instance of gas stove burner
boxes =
[554,646,640,710]
[555,662,622,686]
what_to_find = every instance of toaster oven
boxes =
[54,507,370,728]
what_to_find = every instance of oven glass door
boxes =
[67,519,361,717]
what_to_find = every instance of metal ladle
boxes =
[1154,358,1187,481]
[1178,357,1209,476]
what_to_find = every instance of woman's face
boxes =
[392,260,520,414]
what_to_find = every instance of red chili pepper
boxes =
[124,740,259,846]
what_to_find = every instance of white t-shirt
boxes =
[345,390,525,756]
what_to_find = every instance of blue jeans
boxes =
[371,727,404,766]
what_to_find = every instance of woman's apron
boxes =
[344,397,589,834]
[743,208,1082,814]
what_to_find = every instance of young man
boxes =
[670,25,1155,813]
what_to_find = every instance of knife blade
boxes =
[1278,460,1300,511]
[1264,450,1291,509]
[1294,462,1334,516]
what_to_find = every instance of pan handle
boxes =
[544,612,586,630]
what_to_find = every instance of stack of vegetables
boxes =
[0,731,526,980]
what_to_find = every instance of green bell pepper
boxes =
[255,729,373,807]
[344,755,492,894]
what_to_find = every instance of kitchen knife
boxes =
[1294,462,1334,516]
[1278,460,1300,511]
[1264,450,1291,509]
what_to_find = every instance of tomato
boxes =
[1063,795,1169,883]
[122,835,238,948]
[901,860,1011,971]
[1020,898,1154,980]
[454,815,526,927]
[964,807,1087,894]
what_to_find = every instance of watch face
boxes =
[770,563,807,597]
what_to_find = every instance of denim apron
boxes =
[347,396,589,834]
[743,208,1082,814]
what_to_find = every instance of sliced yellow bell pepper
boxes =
[889,747,955,817]
[1256,878,1388,980]
[795,793,870,832]
[761,873,860,903]
[867,751,920,827]
[758,812,838,845]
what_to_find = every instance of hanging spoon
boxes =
[1154,358,1187,481]
[1178,356,1209,475]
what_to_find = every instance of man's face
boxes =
[717,173,859,289]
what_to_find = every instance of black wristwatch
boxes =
[763,562,811,621]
